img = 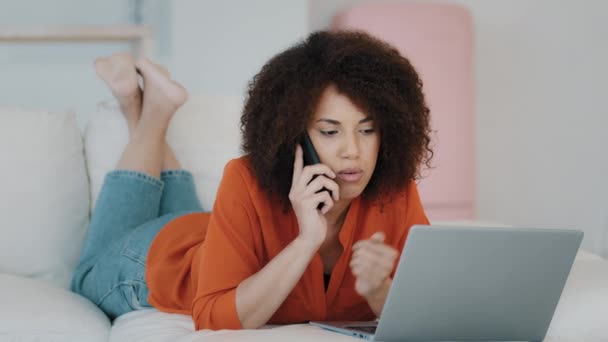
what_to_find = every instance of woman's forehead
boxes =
[312,85,370,123]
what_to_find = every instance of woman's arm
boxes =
[352,181,430,317]
[193,147,340,330]
[350,232,398,317]
[364,278,392,317]
[237,144,340,328]
[236,236,318,329]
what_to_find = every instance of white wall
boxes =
[0,0,135,129]
[169,0,309,97]
[311,0,608,256]
[0,0,308,126]
[2,1,607,256]
[459,0,608,257]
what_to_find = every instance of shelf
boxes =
[0,25,154,56]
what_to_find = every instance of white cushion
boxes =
[0,273,110,342]
[84,101,130,211]
[0,108,90,289]
[109,309,357,342]
[108,258,608,342]
[107,218,608,342]
[85,95,243,211]
[545,259,608,341]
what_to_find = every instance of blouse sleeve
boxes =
[191,159,262,330]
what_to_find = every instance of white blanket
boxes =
[109,253,608,342]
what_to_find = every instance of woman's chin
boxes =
[338,185,365,201]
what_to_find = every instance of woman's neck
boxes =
[325,198,352,232]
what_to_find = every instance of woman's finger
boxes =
[322,176,340,202]
[353,238,373,251]
[302,176,340,201]
[359,260,391,281]
[354,239,398,261]
[370,231,385,243]
[297,164,336,189]
[309,191,334,213]
[355,248,396,273]
[301,175,336,195]
[353,231,385,250]
[292,144,303,185]
[350,254,363,268]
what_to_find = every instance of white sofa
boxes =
[1,98,607,342]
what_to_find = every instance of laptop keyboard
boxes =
[346,325,377,334]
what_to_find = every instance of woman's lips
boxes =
[337,170,363,182]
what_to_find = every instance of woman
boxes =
[71,30,433,330]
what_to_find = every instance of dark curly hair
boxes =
[240,30,433,209]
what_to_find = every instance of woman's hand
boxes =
[350,232,398,299]
[289,144,340,249]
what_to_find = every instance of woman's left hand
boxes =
[349,232,398,299]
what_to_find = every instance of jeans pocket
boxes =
[120,224,158,267]
[122,244,147,266]
[97,278,149,319]
[120,213,183,266]
[122,280,149,310]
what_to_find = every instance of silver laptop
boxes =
[310,225,583,342]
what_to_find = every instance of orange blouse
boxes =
[146,156,429,330]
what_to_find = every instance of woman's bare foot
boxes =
[153,62,171,79]
[136,57,188,121]
[94,53,141,134]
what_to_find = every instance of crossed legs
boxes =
[71,54,203,319]
[94,52,186,177]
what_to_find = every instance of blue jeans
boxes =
[71,169,204,320]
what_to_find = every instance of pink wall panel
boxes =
[332,3,475,220]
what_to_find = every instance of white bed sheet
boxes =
[110,254,608,342]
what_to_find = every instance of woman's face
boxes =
[307,85,381,200]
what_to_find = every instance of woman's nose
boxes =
[341,134,360,159]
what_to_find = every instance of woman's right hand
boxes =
[289,144,340,249]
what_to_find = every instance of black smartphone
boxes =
[300,133,332,210]
[301,132,321,166]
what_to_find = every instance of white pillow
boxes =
[546,259,608,341]
[107,260,608,342]
[85,95,244,211]
[0,273,110,342]
[0,108,90,289]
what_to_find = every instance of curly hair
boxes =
[240,30,433,209]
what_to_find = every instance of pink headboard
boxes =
[332,3,475,221]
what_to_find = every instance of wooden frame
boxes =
[0,25,153,57]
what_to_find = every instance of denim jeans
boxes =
[71,169,204,320]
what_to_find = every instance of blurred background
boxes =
[0,0,606,257]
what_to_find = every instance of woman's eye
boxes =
[361,128,376,134]
[320,130,338,136]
